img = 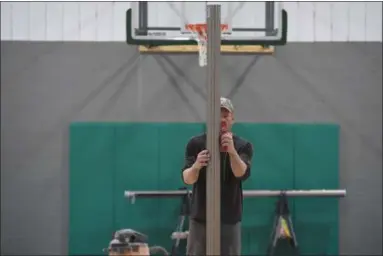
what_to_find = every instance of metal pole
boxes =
[124,189,347,202]
[206,4,222,256]
[137,1,148,36]
[265,1,275,36]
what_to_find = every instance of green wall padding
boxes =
[235,124,295,254]
[69,124,115,255]
[69,122,340,256]
[293,124,340,255]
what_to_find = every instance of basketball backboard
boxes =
[126,1,287,51]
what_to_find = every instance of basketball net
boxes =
[186,24,228,67]
[195,30,208,67]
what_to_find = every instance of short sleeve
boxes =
[237,142,254,181]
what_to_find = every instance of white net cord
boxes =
[197,36,207,67]
[192,31,207,67]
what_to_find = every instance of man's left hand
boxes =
[221,132,236,154]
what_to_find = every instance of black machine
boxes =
[115,229,148,244]
[104,229,169,255]
[104,229,148,254]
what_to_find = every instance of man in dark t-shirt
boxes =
[181,97,254,256]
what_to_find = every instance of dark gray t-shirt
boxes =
[182,133,253,224]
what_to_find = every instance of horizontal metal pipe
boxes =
[243,189,347,197]
[124,189,347,202]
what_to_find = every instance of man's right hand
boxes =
[192,149,210,170]
[183,149,210,185]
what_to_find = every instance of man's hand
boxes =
[221,132,236,154]
[192,149,210,170]
[183,149,209,185]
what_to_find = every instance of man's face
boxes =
[220,107,234,132]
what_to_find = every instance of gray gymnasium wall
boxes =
[1,42,382,255]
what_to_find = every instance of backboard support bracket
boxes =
[135,2,148,36]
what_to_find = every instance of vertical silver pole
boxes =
[226,2,233,33]
[206,4,221,256]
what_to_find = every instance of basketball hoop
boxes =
[185,23,229,67]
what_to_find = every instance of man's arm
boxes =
[182,139,201,185]
[229,142,253,180]
[183,165,201,185]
